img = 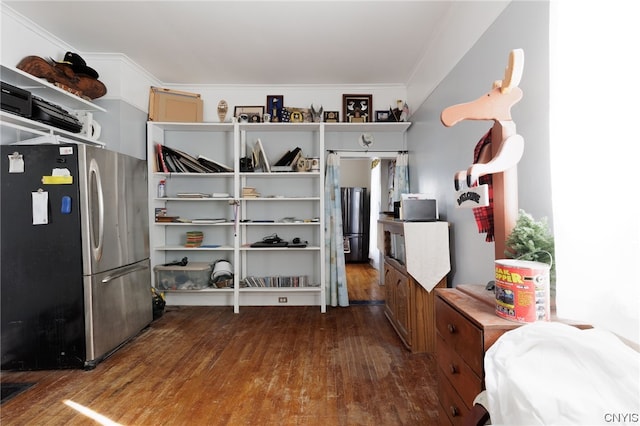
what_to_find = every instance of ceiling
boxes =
[4,1,504,88]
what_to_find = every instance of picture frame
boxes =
[234,105,264,123]
[287,107,311,123]
[342,94,372,123]
[324,111,339,123]
[266,95,284,122]
[375,110,390,122]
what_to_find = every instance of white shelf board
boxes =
[323,122,411,133]
[149,121,235,131]
[1,65,106,112]
[1,111,105,147]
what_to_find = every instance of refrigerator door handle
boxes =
[89,158,105,261]
[101,263,149,284]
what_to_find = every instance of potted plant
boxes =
[504,209,556,299]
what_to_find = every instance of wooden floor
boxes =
[346,262,384,302]
[1,264,440,425]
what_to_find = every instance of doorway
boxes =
[339,155,396,303]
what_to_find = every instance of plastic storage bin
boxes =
[154,262,212,290]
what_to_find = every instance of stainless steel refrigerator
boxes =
[1,143,152,370]
[341,187,370,263]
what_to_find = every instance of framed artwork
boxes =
[234,105,264,123]
[324,111,339,123]
[266,95,284,122]
[376,110,390,122]
[342,94,372,123]
[287,107,311,123]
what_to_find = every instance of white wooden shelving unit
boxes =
[147,120,411,313]
[1,64,106,147]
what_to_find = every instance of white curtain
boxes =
[369,159,381,268]
[324,152,348,307]
[393,152,409,202]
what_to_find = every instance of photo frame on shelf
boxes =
[266,95,284,122]
[342,94,372,123]
[234,106,264,123]
[287,107,311,123]
[324,111,339,123]
[376,110,391,122]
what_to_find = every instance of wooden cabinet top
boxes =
[436,284,591,335]
[436,285,521,332]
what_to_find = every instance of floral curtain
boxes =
[324,152,348,307]
[393,152,409,201]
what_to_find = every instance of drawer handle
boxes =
[449,364,458,374]
[447,323,456,333]
[450,406,459,417]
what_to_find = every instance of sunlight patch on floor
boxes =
[63,400,122,426]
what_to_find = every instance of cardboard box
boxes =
[148,86,203,122]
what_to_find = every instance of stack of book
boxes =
[271,147,302,172]
[185,231,204,247]
[156,144,233,173]
[242,187,260,198]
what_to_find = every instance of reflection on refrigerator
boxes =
[341,187,370,263]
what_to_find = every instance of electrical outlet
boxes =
[278,297,288,303]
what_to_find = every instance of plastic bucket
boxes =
[494,259,551,323]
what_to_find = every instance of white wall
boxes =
[340,159,371,189]
[406,1,551,286]
[406,0,510,111]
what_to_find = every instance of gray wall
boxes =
[406,1,550,286]
[340,159,371,189]
[93,99,148,160]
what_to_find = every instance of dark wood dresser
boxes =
[435,285,590,425]
[435,285,521,425]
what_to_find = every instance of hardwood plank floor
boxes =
[0,305,439,425]
[346,263,384,302]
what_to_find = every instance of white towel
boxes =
[404,221,450,292]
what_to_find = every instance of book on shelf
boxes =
[176,192,211,198]
[155,216,179,223]
[191,218,227,224]
[156,143,169,172]
[156,144,231,173]
[184,230,204,247]
[273,147,301,166]
[197,155,233,172]
[251,138,270,172]
[272,147,302,172]
[242,187,260,198]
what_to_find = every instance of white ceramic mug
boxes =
[77,111,102,140]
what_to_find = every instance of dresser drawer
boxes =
[436,332,483,408]
[435,296,484,376]
[437,366,471,426]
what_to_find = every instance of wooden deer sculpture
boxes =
[441,49,525,261]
